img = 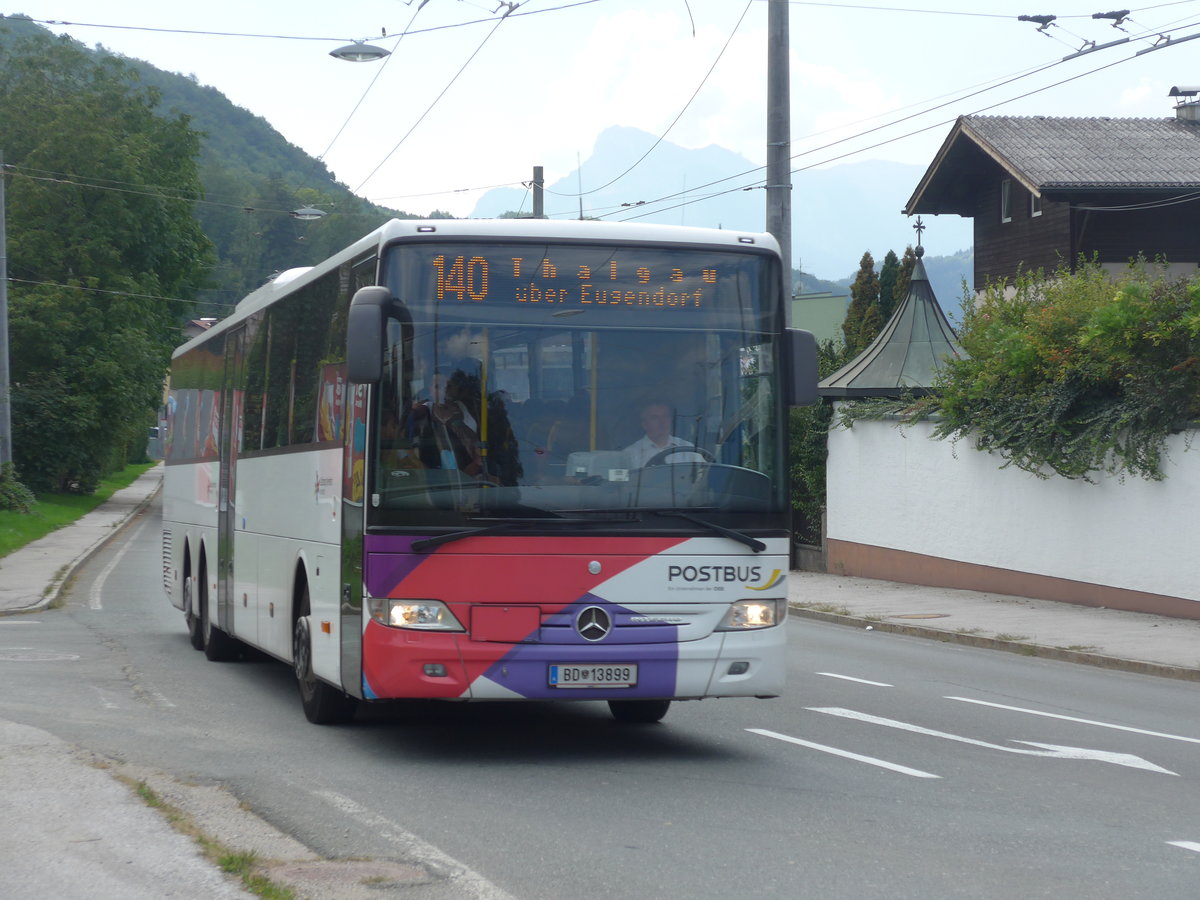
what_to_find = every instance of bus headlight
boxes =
[716,598,785,631]
[368,598,464,631]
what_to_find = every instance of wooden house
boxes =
[904,90,1200,290]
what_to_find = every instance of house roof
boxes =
[906,114,1200,215]
[818,252,964,398]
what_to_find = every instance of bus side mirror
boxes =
[346,286,394,384]
[786,328,819,406]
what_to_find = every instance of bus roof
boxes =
[172,218,780,359]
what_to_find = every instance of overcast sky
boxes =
[9,0,1200,222]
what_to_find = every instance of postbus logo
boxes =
[666,565,784,591]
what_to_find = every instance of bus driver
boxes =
[623,401,702,468]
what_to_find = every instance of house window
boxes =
[1031,192,1042,217]
[1000,178,1013,223]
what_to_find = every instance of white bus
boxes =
[162,218,816,724]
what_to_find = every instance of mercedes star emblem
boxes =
[575,606,612,641]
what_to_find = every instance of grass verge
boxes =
[129,779,295,900]
[0,462,156,559]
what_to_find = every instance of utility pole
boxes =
[0,150,11,467]
[766,0,793,296]
[532,165,544,219]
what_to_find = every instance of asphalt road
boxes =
[1,497,1197,899]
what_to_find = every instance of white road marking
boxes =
[809,707,1178,775]
[747,728,940,778]
[88,517,150,610]
[143,687,177,708]
[817,672,893,687]
[946,696,1200,746]
[1167,841,1200,854]
[310,788,517,900]
[90,686,119,709]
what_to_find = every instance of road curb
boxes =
[789,604,1200,683]
[3,476,163,618]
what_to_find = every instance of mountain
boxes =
[1,19,972,309]
[471,126,973,284]
[0,15,420,310]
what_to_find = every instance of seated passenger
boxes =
[410,368,485,477]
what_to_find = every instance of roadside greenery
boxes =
[0,33,211,494]
[0,462,154,558]
[789,245,918,543]
[839,261,1200,481]
[789,340,850,545]
[0,463,36,514]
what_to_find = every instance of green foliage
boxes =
[843,251,883,356]
[928,261,1200,480]
[0,462,153,557]
[0,32,212,493]
[892,245,917,315]
[788,340,850,544]
[878,249,900,321]
[0,463,36,514]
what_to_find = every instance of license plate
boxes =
[548,664,638,688]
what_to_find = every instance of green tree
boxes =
[842,251,881,356]
[0,33,213,492]
[892,245,917,314]
[878,249,900,321]
[788,339,850,545]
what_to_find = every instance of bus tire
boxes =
[608,699,671,724]
[183,576,204,651]
[293,614,356,725]
[200,570,238,662]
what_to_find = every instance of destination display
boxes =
[431,253,717,310]
[387,242,772,330]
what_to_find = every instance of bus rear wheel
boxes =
[293,613,357,725]
[608,699,671,724]
[183,576,204,651]
[200,570,238,662]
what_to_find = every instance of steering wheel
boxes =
[645,445,715,467]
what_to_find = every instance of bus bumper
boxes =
[360,623,786,701]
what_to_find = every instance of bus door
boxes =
[217,325,246,634]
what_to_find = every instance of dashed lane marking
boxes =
[947,697,1200,745]
[747,728,941,778]
[817,672,893,687]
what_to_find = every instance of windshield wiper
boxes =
[653,510,767,553]
[411,516,604,552]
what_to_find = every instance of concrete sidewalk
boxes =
[0,463,165,616]
[0,464,258,898]
[788,570,1200,681]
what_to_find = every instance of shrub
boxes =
[789,339,850,542]
[0,462,36,514]
[931,260,1200,480]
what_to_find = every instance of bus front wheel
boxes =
[293,614,357,725]
[608,699,671,724]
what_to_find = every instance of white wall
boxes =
[825,413,1198,605]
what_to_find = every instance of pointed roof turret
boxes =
[819,223,965,398]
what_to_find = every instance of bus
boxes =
[162,218,817,724]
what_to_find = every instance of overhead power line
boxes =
[608,18,1200,224]
[6,276,223,308]
[351,11,515,193]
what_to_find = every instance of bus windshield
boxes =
[367,241,785,524]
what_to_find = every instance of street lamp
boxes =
[291,207,327,221]
[329,41,390,62]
